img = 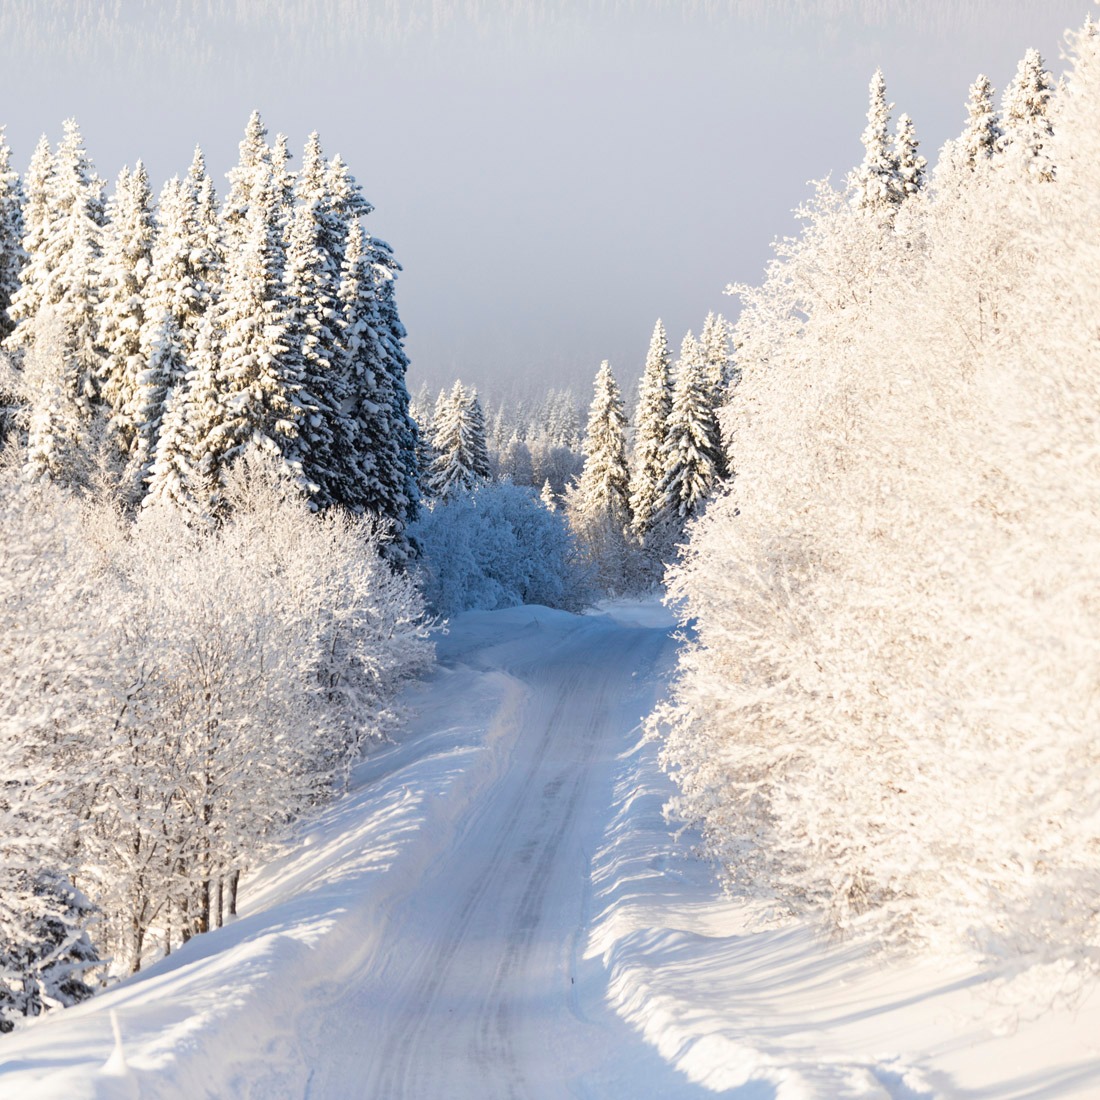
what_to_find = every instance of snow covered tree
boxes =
[894,113,926,199]
[0,128,25,343]
[428,380,490,499]
[6,135,55,348]
[567,360,633,593]
[630,318,673,540]
[499,430,535,485]
[651,335,724,535]
[283,154,341,507]
[222,111,271,246]
[98,161,157,471]
[958,75,1002,170]
[997,48,1056,182]
[852,69,902,215]
[187,164,300,513]
[8,120,106,467]
[147,147,221,362]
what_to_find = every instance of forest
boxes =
[1,12,1097,1038]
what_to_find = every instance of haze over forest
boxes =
[0,0,1084,395]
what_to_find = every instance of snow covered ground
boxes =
[1,601,1098,1098]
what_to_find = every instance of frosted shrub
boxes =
[411,480,588,617]
[0,451,431,992]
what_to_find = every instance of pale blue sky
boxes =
[0,1,1088,396]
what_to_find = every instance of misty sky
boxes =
[0,1,1088,397]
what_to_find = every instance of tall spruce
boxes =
[428,381,490,499]
[853,69,903,215]
[959,75,1002,170]
[99,161,157,468]
[0,128,26,342]
[998,48,1056,182]
[630,319,673,538]
[652,335,725,531]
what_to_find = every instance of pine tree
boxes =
[630,318,673,539]
[0,128,25,342]
[223,111,271,246]
[894,113,926,199]
[191,164,300,512]
[568,361,633,592]
[283,152,341,506]
[852,69,903,215]
[98,161,157,464]
[998,49,1056,182]
[958,75,1002,170]
[6,135,55,347]
[147,147,221,362]
[428,381,490,499]
[576,360,631,528]
[652,338,725,532]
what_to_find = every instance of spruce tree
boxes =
[6,135,55,348]
[568,360,632,592]
[630,318,673,539]
[959,75,1002,170]
[428,381,490,499]
[98,161,157,464]
[0,128,25,342]
[652,338,725,532]
[853,69,903,216]
[223,111,271,246]
[894,113,926,200]
[998,49,1056,182]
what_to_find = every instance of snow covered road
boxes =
[305,609,690,1098]
[3,602,1099,1099]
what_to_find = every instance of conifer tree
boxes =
[190,164,300,512]
[630,318,673,539]
[147,147,221,362]
[428,381,490,499]
[959,75,1002,170]
[853,69,903,215]
[998,48,1056,182]
[894,113,926,199]
[6,135,55,347]
[568,360,633,592]
[283,155,341,506]
[99,161,157,464]
[652,338,725,532]
[575,360,631,528]
[223,111,271,246]
[0,128,26,342]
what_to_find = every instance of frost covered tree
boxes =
[957,75,1002,170]
[567,360,633,592]
[98,161,157,475]
[997,48,1056,182]
[146,147,221,362]
[852,69,902,215]
[9,120,107,480]
[655,19,1100,973]
[629,318,673,540]
[428,381,490,499]
[222,110,271,246]
[0,128,25,343]
[894,113,926,199]
[6,135,55,348]
[651,334,724,536]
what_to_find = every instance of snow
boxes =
[1,600,1098,1097]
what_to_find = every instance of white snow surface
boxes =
[1,601,1098,1098]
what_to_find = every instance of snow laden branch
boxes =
[653,28,1100,971]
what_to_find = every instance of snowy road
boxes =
[307,611,690,1098]
[5,603,1099,1099]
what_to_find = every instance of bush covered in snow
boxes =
[410,480,589,617]
[0,452,431,1017]
[653,26,1100,971]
